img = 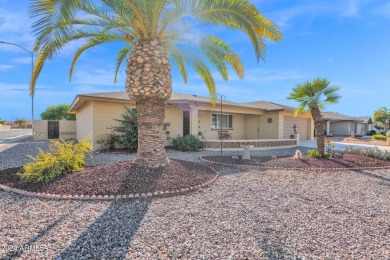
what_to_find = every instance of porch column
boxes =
[310,117,315,140]
[326,121,330,136]
[189,104,199,136]
[278,112,284,139]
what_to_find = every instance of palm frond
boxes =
[69,32,127,80]
[287,77,341,115]
[114,44,133,83]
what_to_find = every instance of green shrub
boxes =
[114,107,138,151]
[366,130,376,136]
[386,131,390,138]
[307,149,321,158]
[372,134,387,141]
[307,149,332,159]
[96,134,116,152]
[172,134,203,151]
[18,137,92,183]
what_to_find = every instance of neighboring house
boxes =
[356,116,373,135]
[321,112,363,136]
[67,91,315,150]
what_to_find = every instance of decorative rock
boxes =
[293,150,302,160]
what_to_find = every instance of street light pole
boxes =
[0,41,34,136]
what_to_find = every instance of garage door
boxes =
[283,116,310,140]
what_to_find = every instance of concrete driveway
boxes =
[0,129,32,141]
[300,140,390,151]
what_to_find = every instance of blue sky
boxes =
[0,0,389,121]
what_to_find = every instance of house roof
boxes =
[239,101,296,111]
[68,91,263,113]
[321,112,363,122]
[355,116,373,124]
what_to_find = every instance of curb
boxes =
[199,156,390,171]
[0,168,219,201]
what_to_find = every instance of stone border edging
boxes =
[199,156,390,171]
[0,167,219,201]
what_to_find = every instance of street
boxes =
[0,129,32,141]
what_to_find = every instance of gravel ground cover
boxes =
[0,160,217,196]
[202,153,390,169]
[1,141,389,258]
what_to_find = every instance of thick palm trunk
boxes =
[311,106,325,156]
[126,39,172,167]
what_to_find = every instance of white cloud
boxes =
[0,8,34,51]
[268,0,377,30]
[0,64,14,70]
[374,3,390,17]
[11,57,32,64]
[72,69,126,86]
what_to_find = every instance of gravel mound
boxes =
[0,160,216,196]
[1,143,389,258]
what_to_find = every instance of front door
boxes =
[183,111,190,136]
[48,121,59,139]
[247,115,260,139]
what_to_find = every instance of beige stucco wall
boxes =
[33,120,76,141]
[89,101,185,149]
[76,101,94,143]
[33,120,48,140]
[0,125,11,131]
[198,110,246,140]
[59,120,76,140]
[258,111,280,139]
[164,104,185,145]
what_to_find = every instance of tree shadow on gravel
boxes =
[202,163,250,177]
[331,160,390,183]
[2,204,83,260]
[56,200,150,260]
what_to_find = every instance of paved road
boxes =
[0,129,32,140]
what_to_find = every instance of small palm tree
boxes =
[287,78,341,156]
[30,0,282,167]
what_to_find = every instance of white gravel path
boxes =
[1,141,389,259]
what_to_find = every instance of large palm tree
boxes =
[287,78,341,156]
[30,0,282,167]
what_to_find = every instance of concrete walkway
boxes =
[300,140,390,151]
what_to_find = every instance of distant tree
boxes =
[0,117,5,124]
[373,107,390,131]
[14,118,28,128]
[287,78,341,157]
[41,104,76,120]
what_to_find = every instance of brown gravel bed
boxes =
[0,159,217,196]
[2,167,389,259]
[201,153,390,169]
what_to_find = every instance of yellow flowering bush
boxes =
[18,137,92,183]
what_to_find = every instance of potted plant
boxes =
[386,131,390,146]
[197,131,203,140]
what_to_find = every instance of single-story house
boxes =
[67,91,315,150]
[321,112,363,136]
[356,116,374,135]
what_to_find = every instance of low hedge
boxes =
[372,134,387,141]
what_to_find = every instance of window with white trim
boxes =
[212,114,233,129]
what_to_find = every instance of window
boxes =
[212,114,233,129]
